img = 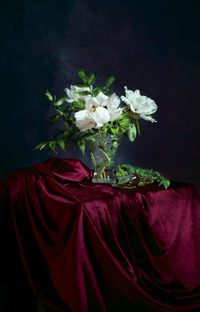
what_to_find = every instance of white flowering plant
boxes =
[35,68,170,188]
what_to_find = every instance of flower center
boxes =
[90,105,99,112]
[129,110,140,120]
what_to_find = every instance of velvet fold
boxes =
[1,157,200,311]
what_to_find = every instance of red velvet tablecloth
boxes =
[1,158,200,311]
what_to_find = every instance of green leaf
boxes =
[34,142,48,151]
[78,91,91,96]
[110,127,118,135]
[105,87,113,93]
[112,141,118,149]
[136,120,141,135]
[116,165,128,176]
[88,141,96,153]
[55,97,68,107]
[74,82,88,88]
[63,107,73,113]
[49,114,62,125]
[114,114,124,121]
[88,72,97,85]
[86,137,96,142]
[57,139,68,151]
[49,141,57,154]
[93,87,102,93]
[45,90,53,102]
[116,163,170,189]
[56,108,66,118]
[106,76,115,87]
[63,129,70,137]
[159,179,170,189]
[153,171,161,177]
[73,100,85,109]
[78,68,88,84]
[53,95,56,103]
[57,121,71,137]
[63,120,70,128]
[121,164,135,173]
[164,180,170,189]
[119,117,130,128]
[78,139,86,155]
[79,143,85,155]
[128,124,137,142]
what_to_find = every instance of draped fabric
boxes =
[1,157,200,311]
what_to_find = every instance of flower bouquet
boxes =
[35,68,170,189]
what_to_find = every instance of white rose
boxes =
[121,87,157,123]
[85,91,122,121]
[74,110,96,132]
[106,93,123,121]
[65,85,92,103]
[84,92,108,111]
[91,106,110,128]
[75,92,123,131]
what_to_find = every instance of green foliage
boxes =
[35,69,121,158]
[93,87,102,96]
[159,179,171,189]
[116,164,170,189]
[56,108,66,118]
[45,90,53,102]
[78,68,88,84]
[35,68,169,189]
[57,139,68,151]
[54,97,68,107]
[78,91,91,96]
[49,114,62,125]
[128,124,137,142]
[106,76,115,87]
[112,141,118,149]
[88,72,97,85]
[78,139,86,155]
[119,116,130,128]
[49,141,57,153]
[135,120,141,135]
[73,100,85,110]
[34,142,49,151]
[116,165,128,176]
[75,82,88,88]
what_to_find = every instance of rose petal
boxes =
[75,110,96,131]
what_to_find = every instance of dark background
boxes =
[0,1,200,309]
[1,0,200,190]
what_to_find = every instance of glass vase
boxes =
[89,134,119,184]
